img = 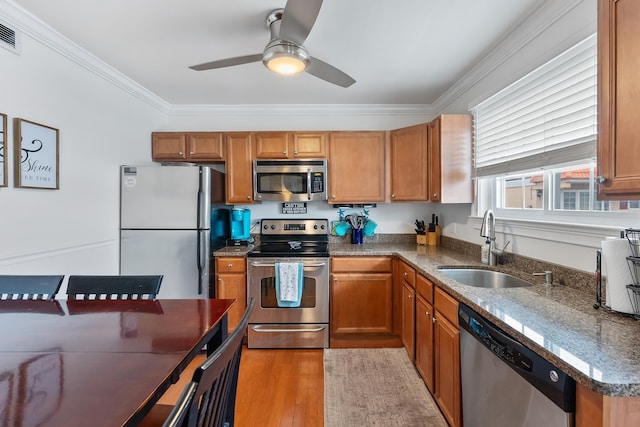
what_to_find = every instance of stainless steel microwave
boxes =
[253,159,328,202]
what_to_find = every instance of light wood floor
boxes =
[158,347,324,427]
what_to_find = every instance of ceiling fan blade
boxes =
[279,0,323,46]
[189,54,263,71]
[307,57,355,88]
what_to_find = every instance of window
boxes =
[472,33,639,227]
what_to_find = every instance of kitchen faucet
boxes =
[480,210,510,266]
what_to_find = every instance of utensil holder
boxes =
[351,228,363,244]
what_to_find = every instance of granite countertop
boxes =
[215,242,640,397]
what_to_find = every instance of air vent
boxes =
[0,21,19,54]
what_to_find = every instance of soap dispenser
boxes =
[481,239,490,264]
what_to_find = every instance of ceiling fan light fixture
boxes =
[263,41,310,75]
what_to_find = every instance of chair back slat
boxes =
[162,298,255,427]
[0,275,64,300]
[66,275,163,300]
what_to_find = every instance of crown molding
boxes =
[167,103,435,118]
[2,0,171,114]
[433,0,591,114]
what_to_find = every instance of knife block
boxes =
[416,234,427,246]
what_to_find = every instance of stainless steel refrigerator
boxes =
[120,165,212,299]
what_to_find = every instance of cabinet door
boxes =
[225,132,254,204]
[253,132,290,159]
[292,132,327,158]
[152,132,187,161]
[330,272,393,335]
[216,272,247,334]
[416,294,434,393]
[428,120,441,202]
[434,312,461,427]
[328,132,386,203]
[401,280,416,361]
[429,115,473,204]
[390,124,428,201]
[597,0,640,199]
[187,133,224,160]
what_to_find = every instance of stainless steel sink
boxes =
[437,267,533,288]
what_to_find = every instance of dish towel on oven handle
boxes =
[275,262,304,307]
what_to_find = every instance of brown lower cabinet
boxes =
[434,290,461,427]
[415,276,435,394]
[412,276,461,427]
[215,257,247,334]
[330,256,399,348]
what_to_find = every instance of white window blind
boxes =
[472,34,597,177]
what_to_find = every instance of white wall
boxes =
[0,28,166,279]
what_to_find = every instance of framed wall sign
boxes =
[0,113,6,187]
[14,118,59,190]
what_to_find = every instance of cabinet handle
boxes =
[432,317,437,324]
[332,195,336,199]
[227,264,233,268]
[391,194,396,198]
[294,150,298,154]
[178,151,184,156]
[433,193,438,198]
[408,294,412,299]
[189,151,195,155]
[596,176,607,184]
[247,196,251,200]
[425,310,430,317]
[283,151,287,155]
[333,278,338,282]
[217,278,222,282]
[403,272,408,277]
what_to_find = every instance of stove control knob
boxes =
[314,225,318,230]
[320,224,326,230]
[263,225,268,230]
[270,225,276,230]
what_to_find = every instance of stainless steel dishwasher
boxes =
[458,303,575,427]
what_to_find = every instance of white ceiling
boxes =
[12,0,544,106]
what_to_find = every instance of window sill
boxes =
[470,216,625,249]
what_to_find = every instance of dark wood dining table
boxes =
[0,298,235,427]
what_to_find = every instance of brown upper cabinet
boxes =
[253,132,327,159]
[328,132,386,204]
[152,132,225,162]
[225,132,254,205]
[597,0,640,199]
[428,115,473,203]
[390,124,429,201]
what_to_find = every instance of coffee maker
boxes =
[229,208,251,245]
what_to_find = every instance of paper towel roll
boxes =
[601,237,635,314]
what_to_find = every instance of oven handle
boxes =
[307,168,312,200]
[251,325,327,333]
[249,262,327,268]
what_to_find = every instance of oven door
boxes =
[247,257,329,348]
[247,257,329,324]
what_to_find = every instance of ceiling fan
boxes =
[188,0,355,88]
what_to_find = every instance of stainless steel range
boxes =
[247,218,329,348]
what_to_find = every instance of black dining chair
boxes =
[66,275,163,300]
[0,275,64,300]
[141,298,255,427]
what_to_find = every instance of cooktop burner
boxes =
[247,218,329,258]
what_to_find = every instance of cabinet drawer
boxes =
[216,257,246,273]
[398,261,416,287]
[435,287,458,327]
[416,274,433,303]
[331,257,392,273]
